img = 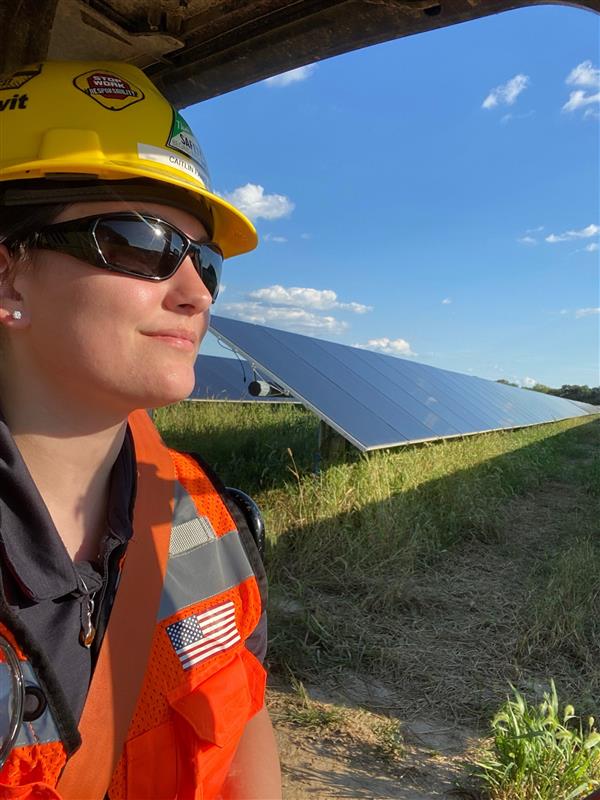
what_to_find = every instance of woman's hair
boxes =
[0,203,67,259]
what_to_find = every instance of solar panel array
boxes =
[208,315,597,452]
[190,354,294,402]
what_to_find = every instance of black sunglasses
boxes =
[22,213,223,302]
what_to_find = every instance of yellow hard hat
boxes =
[0,61,257,259]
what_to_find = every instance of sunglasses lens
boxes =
[95,217,185,278]
[193,244,222,301]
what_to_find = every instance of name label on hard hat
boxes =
[137,143,211,190]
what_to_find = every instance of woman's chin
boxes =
[135,371,196,410]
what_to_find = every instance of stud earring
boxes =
[11,311,22,320]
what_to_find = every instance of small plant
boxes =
[374,718,405,762]
[283,675,344,730]
[475,680,600,799]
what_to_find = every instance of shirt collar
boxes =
[0,408,134,602]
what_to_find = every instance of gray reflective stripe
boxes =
[158,529,254,621]
[170,516,216,555]
[170,479,217,556]
[173,480,216,538]
[0,661,61,748]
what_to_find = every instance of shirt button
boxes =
[23,686,47,721]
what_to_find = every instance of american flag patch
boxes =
[166,601,240,670]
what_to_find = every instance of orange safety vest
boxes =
[0,422,266,800]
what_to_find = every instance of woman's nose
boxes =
[163,256,213,314]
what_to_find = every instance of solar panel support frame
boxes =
[210,328,369,452]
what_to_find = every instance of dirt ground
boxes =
[270,687,481,798]
[267,423,599,799]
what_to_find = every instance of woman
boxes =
[0,60,281,799]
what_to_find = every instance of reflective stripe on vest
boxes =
[0,625,67,794]
[0,435,265,800]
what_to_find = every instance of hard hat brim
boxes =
[0,160,258,260]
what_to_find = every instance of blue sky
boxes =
[187,4,599,389]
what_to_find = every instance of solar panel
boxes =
[190,354,294,402]
[208,315,597,451]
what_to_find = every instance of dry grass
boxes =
[156,404,600,732]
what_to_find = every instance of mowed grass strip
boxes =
[156,403,600,725]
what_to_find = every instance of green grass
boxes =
[475,681,600,799]
[155,403,600,731]
[280,676,345,730]
[373,718,406,763]
[523,536,600,669]
[155,401,316,491]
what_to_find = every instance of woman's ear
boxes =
[0,244,28,328]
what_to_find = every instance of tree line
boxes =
[497,380,600,405]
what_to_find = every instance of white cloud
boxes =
[343,302,372,314]
[264,65,316,87]
[521,376,538,388]
[572,241,599,255]
[442,297,452,304]
[248,285,372,314]
[221,302,347,335]
[263,233,288,243]
[501,110,535,124]
[575,307,600,319]
[562,90,600,114]
[545,223,599,243]
[518,226,544,245]
[566,60,600,88]
[354,337,415,357]
[563,62,600,117]
[222,184,294,221]
[482,74,529,109]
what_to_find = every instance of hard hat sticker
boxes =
[73,70,145,111]
[167,111,212,190]
[138,144,210,189]
[0,64,42,92]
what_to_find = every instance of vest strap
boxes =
[56,410,175,800]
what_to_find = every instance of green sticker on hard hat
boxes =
[167,111,212,190]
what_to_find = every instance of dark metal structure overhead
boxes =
[2,0,598,108]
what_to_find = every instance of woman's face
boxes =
[1,199,213,416]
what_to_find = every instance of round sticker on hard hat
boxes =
[73,70,145,111]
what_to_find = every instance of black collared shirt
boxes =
[0,409,267,730]
[0,410,135,722]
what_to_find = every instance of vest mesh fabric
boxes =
[167,451,235,537]
[1,743,67,792]
[107,452,264,800]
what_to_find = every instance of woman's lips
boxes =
[143,329,197,351]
